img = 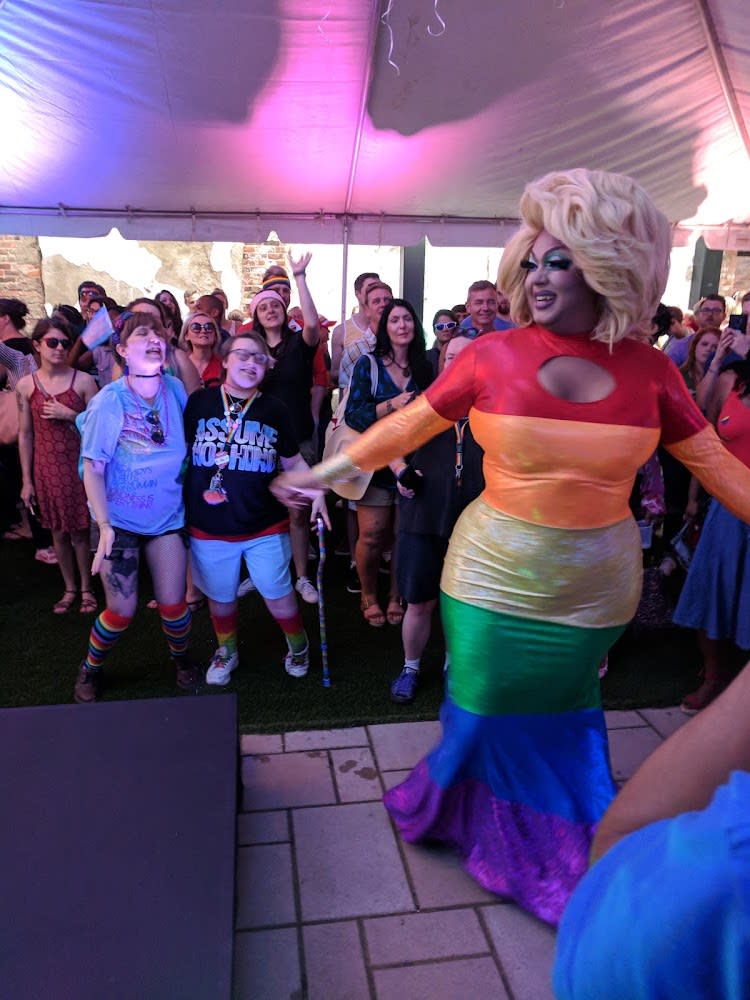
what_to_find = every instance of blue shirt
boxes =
[554,770,750,1000]
[79,374,188,535]
[459,315,514,337]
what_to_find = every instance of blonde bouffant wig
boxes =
[498,168,672,346]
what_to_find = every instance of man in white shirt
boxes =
[330,272,380,384]
[338,282,393,389]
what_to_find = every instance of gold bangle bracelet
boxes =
[316,454,359,487]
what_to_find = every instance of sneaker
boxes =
[346,563,362,594]
[237,576,256,597]
[35,546,58,565]
[284,645,309,678]
[205,646,239,686]
[74,664,102,703]
[390,667,418,704]
[173,657,203,692]
[295,576,318,604]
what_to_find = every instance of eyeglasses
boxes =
[699,306,724,315]
[189,322,216,334]
[227,349,269,365]
[145,409,165,444]
[520,250,573,272]
[434,321,457,332]
[79,289,98,299]
[42,337,71,350]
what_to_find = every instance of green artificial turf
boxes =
[0,534,702,732]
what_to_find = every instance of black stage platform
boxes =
[1,695,237,999]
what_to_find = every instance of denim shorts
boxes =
[105,526,188,561]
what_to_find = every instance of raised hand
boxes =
[289,251,312,277]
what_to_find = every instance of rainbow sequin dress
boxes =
[335,325,750,925]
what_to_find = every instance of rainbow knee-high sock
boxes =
[275,610,307,654]
[210,610,238,657]
[84,609,132,671]
[158,602,191,660]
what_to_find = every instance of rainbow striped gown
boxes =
[339,325,750,925]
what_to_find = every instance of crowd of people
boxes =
[2,168,750,983]
[2,222,749,717]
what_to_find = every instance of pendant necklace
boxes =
[388,356,410,377]
[203,386,258,506]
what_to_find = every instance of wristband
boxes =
[293,270,306,278]
[386,400,394,415]
[99,520,112,528]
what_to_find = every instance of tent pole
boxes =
[340,219,350,331]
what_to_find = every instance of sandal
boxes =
[386,597,405,626]
[361,597,385,628]
[53,590,77,615]
[79,590,98,614]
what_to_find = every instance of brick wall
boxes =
[241,240,290,306]
[0,236,45,322]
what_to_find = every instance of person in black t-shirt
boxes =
[240,252,322,605]
[184,332,329,686]
[389,335,484,704]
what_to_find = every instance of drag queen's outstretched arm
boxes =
[272,376,460,504]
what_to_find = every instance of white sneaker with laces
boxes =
[237,576,256,597]
[284,645,309,678]
[295,576,318,604]
[205,646,239,686]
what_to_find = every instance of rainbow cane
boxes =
[316,514,331,687]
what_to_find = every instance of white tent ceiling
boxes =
[2,0,750,248]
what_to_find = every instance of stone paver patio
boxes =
[234,708,688,999]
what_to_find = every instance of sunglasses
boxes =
[189,322,216,333]
[227,349,269,365]
[145,409,165,445]
[42,337,71,350]
[434,321,457,332]
[520,250,573,272]
[79,289,98,299]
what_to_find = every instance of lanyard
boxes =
[454,418,468,485]
[220,386,257,450]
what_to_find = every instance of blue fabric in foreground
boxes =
[425,697,616,826]
[553,770,750,1000]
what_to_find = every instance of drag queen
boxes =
[272,169,750,924]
